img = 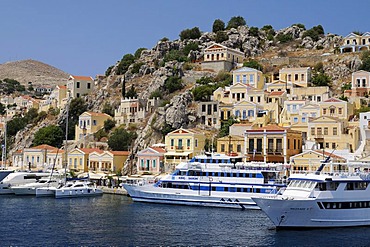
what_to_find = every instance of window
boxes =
[77,82,80,88]
[248,139,254,153]
[76,93,80,98]
[187,139,190,147]
[293,117,298,123]
[325,143,329,148]
[317,127,322,135]
[338,108,342,114]
[93,120,97,126]
[295,74,299,81]
[257,96,261,103]
[178,139,183,148]
[256,139,262,152]
[302,117,306,123]
[357,79,361,87]
[141,159,144,167]
[288,74,292,81]
[363,79,366,87]
[202,105,206,112]
[237,144,241,152]
[242,75,247,83]
[324,127,328,135]
[332,143,336,149]
[250,74,254,83]
[317,96,321,102]
[323,108,327,114]
[87,83,91,89]
[311,127,315,135]
[221,144,225,152]
[195,139,198,147]
[333,127,338,135]
[170,139,174,147]
[301,74,304,81]
[330,108,335,115]
[153,160,156,168]
[250,97,254,102]
[236,75,240,82]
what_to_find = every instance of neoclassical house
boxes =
[201,43,244,72]
[232,67,264,89]
[67,75,94,98]
[340,32,370,53]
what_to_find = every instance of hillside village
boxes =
[1,19,370,178]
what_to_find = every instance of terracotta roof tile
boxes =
[109,151,130,156]
[71,75,93,81]
[150,147,166,153]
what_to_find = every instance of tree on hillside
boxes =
[0,103,6,115]
[102,102,114,117]
[134,48,146,59]
[6,116,27,137]
[359,51,370,72]
[104,119,116,132]
[163,76,184,93]
[116,54,135,75]
[248,27,259,37]
[121,76,126,98]
[32,125,64,148]
[62,97,88,140]
[243,60,263,71]
[226,16,246,29]
[215,31,228,43]
[312,73,331,87]
[126,84,138,98]
[108,128,137,151]
[212,19,225,33]
[179,27,201,40]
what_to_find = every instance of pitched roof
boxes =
[85,112,111,117]
[268,91,285,96]
[30,144,58,151]
[323,97,344,103]
[233,67,260,73]
[70,75,93,81]
[79,148,102,154]
[150,147,166,153]
[109,151,130,156]
[246,124,287,133]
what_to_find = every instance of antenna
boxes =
[315,145,337,175]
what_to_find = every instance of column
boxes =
[263,130,267,163]
[283,131,287,164]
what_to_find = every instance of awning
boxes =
[164,151,192,156]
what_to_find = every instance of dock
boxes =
[99,186,128,195]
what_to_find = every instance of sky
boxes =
[1,0,370,77]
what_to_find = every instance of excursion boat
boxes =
[252,166,370,228]
[123,153,287,209]
[55,180,103,198]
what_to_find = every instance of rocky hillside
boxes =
[0,59,69,85]
[7,23,368,174]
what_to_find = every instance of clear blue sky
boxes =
[1,0,370,77]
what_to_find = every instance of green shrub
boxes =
[183,42,199,56]
[276,33,293,43]
[226,16,246,29]
[215,31,228,43]
[243,59,263,71]
[291,23,306,30]
[105,65,113,76]
[179,27,201,40]
[149,89,163,99]
[212,19,225,33]
[134,48,146,59]
[163,76,184,93]
[131,62,144,74]
[163,50,188,63]
[116,54,135,75]
[248,27,259,37]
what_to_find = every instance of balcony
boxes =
[175,146,184,152]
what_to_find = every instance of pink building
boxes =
[136,147,165,174]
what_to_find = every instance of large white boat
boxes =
[253,171,370,228]
[123,154,287,209]
[55,180,103,198]
[0,170,14,194]
[12,177,60,195]
[0,172,51,195]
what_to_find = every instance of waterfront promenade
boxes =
[99,186,128,195]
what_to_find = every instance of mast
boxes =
[64,97,70,182]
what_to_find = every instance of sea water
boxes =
[1,194,370,246]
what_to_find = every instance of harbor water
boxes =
[1,194,370,246]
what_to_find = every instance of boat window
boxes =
[224,187,228,192]
[318,183,327,191]
[212,187,216,191]
[226,173,231,177]
[237,188,241,192]
[233,173,237,177]
[326,182,339,191]
[345,183,354,190]
[251,174,256,178]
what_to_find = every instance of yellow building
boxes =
[75,112,112,141]
[319,98,354,120]
[19,144,61,170]
[68,148,101,172]
[279,67,312,87]
[244,125,302,163]
[266,80,293,94]
[202,43,244,72]
[88,150,129,173]
[52,85,68,109]
[290,86,330,103]
[164,128,206,166]
[217,135,244,156]
[67,75,94,98]
[307,116,360,152]
[232,67,264,89]
[290,150,347,173]
[340,32,370,53]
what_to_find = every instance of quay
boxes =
[99,186,128,195]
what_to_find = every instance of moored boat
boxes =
[253,171,370,228]
[123,153,287,209]
[55,180,102,198]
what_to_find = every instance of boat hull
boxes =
[253,197,370,228]
[12,187,37,195]
[124,184,265,209]
[36,187,57,197]
[55,188,103,198]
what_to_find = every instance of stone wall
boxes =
[201,61,234,73]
